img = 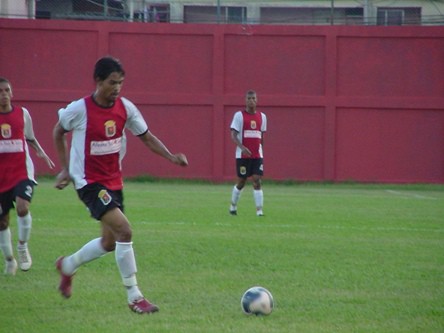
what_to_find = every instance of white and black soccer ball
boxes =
[241,286,274,316]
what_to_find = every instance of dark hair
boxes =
[93,56,125,81]
[0,77,10,85]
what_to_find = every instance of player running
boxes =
[53,56,188,314]
[0,77,55,275]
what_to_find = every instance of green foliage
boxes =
[1,180,443,333]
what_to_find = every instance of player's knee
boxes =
[252,179,262,190]
[116,226,132,243]
[0,216,9,230]
[237,179,247,189]
[103,241,116,252]
[16,206,30,218]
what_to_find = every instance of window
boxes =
[184,6,246,24]
[260,7,364,25]
[146,4,170,23]
[377,8,421,26]
[72,0,124,16]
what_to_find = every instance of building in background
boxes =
[0,0,32,19]
[1,1,444,25]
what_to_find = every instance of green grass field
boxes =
[1,180,443,333]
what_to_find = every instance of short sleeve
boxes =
[22,107,36,141]
[230,111,243,132]
[58,99,87,131]
[121,97,148,136]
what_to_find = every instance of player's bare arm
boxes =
[53,122,71,189]
[26,138,55,169]
[230,129,251,157]
[139,131,188,167]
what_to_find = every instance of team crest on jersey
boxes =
[240,166,247,175]
[98,189,112,205]
[104,120,116,138]
[250,120,257,129]
[1,123,12,138]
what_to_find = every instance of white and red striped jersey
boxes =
[58,96,148,190]
[0,106,36,192]
[230,110,267,159]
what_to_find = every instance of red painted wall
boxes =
[1,19,443,183]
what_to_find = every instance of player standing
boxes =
[53,56,188,313]
[229,90,267,216]
[0,77,55,275]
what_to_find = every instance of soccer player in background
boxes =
[0,77,55,275]
[53,56,188,314]
[229,90,267,216]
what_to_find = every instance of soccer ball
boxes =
[241,286,274,316]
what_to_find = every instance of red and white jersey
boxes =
[58,96,148,190]
[0,106,36,192]
[230,110,267,159]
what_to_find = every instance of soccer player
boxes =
[53,56,188,314]
[229,90,267,216]
[0,77,55,275]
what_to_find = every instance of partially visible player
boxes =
[0,77,55,275]
[229,90,267,216]
[53,56,188,314]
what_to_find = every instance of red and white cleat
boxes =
[55,256,73,298]
[128,298,159,314]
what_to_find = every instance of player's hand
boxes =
[173,153,188,167]
[37,151,56,169]
[55,169,71,190]
[241,146,252,157]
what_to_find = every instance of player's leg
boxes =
[230,159,248,215]
[252,175,264,216]
[15,198,32,271]
[56,184,112,298]
[101,208,159,313]
[14,180,36,271]
[56,235,109,298]
[230,177,246,215]
[251,159,264,216]
[0,211,17,275]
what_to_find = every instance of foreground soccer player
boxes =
[53,56,188,314]
[0,77,55,275]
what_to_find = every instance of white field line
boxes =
[138,220,444,233]
[384,190,439,200]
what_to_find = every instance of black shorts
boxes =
[236,158,264,179]
[0,179,35,218]
[77,183,124,220]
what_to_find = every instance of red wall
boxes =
[1,19,443,183]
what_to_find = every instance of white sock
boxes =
[63,238,107,275]
[231,185,242,210]
[0,228,13,260]
[115,241,143,302]
[18,213,32,243]
[253,189,264,211]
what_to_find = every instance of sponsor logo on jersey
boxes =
[90,137,122,155]
[1,123,12,138]
[105,120,116,138]
[98,189,112,205]
[0,139,24,153]
[243,130,261,139]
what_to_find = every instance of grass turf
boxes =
[0,180,443,333]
